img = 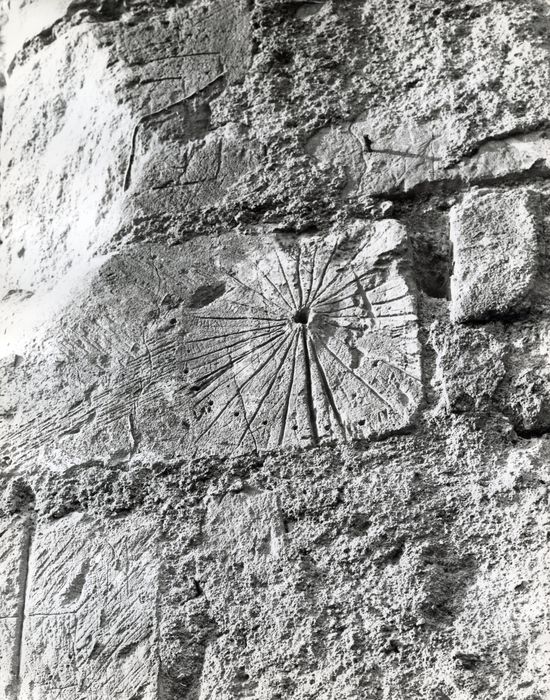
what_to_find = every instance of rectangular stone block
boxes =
[450,188,542,323]
[18,513,159,700]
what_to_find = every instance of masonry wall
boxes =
[0,1,549,698]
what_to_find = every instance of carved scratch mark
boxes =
[314,269,381,309]
[304,243,319,307]
[255,263,294,311]
[296,247,304,309]
[14,519,33,694]
[123,124,140,191]
[188,323,287,344]
[185,313,286,323]
[311,330,401,416]
[309,238,340,304]
[127,51,220,67]
[184,326,282,364]
[191,331,286,397]
[123,72,226,191]
[307,335,345,437]
[275,250,299,309]
[230,352,258,453]
[233,329,298,452]
[223,268,288,314]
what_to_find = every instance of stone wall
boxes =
[0,1,549,698]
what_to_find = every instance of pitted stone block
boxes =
[450,188,542,323]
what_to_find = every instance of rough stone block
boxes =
[16,513,159,699]
[450,188,541,323]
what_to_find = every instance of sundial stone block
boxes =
[450,188,542,323]
[176,220,422,456]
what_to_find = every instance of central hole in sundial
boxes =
[293,306,310,325]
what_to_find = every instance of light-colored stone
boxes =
[0,517,30,700]
[2,0,550,698]
[0,0,256,350]
[17,513,159,699]
[450,188,541,322]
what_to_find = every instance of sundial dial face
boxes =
[180,221,422,456]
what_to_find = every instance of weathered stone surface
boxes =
[0,517,30,699]
[2,0,550,698]
[14,513,159,699]
[450,188,542,323]
[0,0,256,348]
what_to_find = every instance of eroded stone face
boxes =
[0,0,254,297]
[18,514,158,699]
[3,0,550,697]
[450,188,542,322]
[179,222,421,454]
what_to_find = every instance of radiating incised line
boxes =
[254,263,295,311]
[233,329,298,452]
[183,231,418,455]
[191,331,286,395]
[307,333,346,437]
[310,328,401,416]
[278,331,300,446]
[223,268,289,314]
[301,325,319,444]
[195,330,292,442]
[275,249,299,309]
[309,238,340,304]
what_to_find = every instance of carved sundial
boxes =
[180,221,422,456]
[0,221,422,470]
